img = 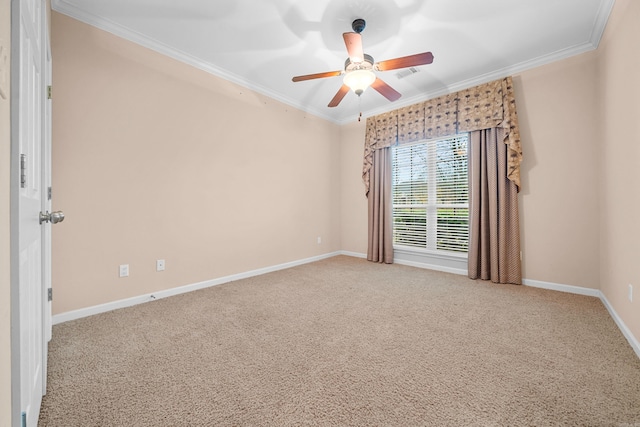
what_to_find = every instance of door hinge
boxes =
[47,85,52,99]
[48,186,52,200]
[48,288,53,302]
[20,154,26,188]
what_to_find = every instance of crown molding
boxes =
[52,0,616,126]
[589,0,616,48]
[51,0,337,123]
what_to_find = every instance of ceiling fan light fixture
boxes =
[343,69,376,96]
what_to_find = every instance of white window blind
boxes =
[392,134,469,254]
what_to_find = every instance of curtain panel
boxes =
[367,147,394,264]
[468,128,522,284]
[362,77,522,196]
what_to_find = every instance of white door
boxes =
[13,0,49,425]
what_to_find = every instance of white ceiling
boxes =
[51,0,615,124]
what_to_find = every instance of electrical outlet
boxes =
[156,259,165,272]
[317,236,322,244]
[629,284,633,302]
[119,264,129,278]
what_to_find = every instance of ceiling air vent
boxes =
[395,67,420,79]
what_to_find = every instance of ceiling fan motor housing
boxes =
[344,54,374,71]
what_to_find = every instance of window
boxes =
[391,134,469,254]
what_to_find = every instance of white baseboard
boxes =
[522,278,601,297]
[53,250,640,360]
[393,258,467,276]
[53,251,341,325]
[339,251,366,259]
[340,250,469,277]
[599,293,640,360]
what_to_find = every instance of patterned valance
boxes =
[363,77,522,194]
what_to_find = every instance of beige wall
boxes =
[51,12,341,314]
[0,0,11,423]
[339,121,368,254]
[596,0,640,341]
[514,52,600,289]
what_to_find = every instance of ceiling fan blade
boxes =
[371,78,402,102]
[376,52,434,71]
[328,84,350,108]
[343,32,364,63]
[292,70,342,82]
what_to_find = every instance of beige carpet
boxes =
[39,256,640,426]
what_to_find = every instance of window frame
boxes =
[391,134,470,263]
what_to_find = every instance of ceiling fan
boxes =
[292,18,434,108]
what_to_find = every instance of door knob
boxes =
[39,211,65,225]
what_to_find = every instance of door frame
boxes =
[9,0,20,419]
[41,7,52,396]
